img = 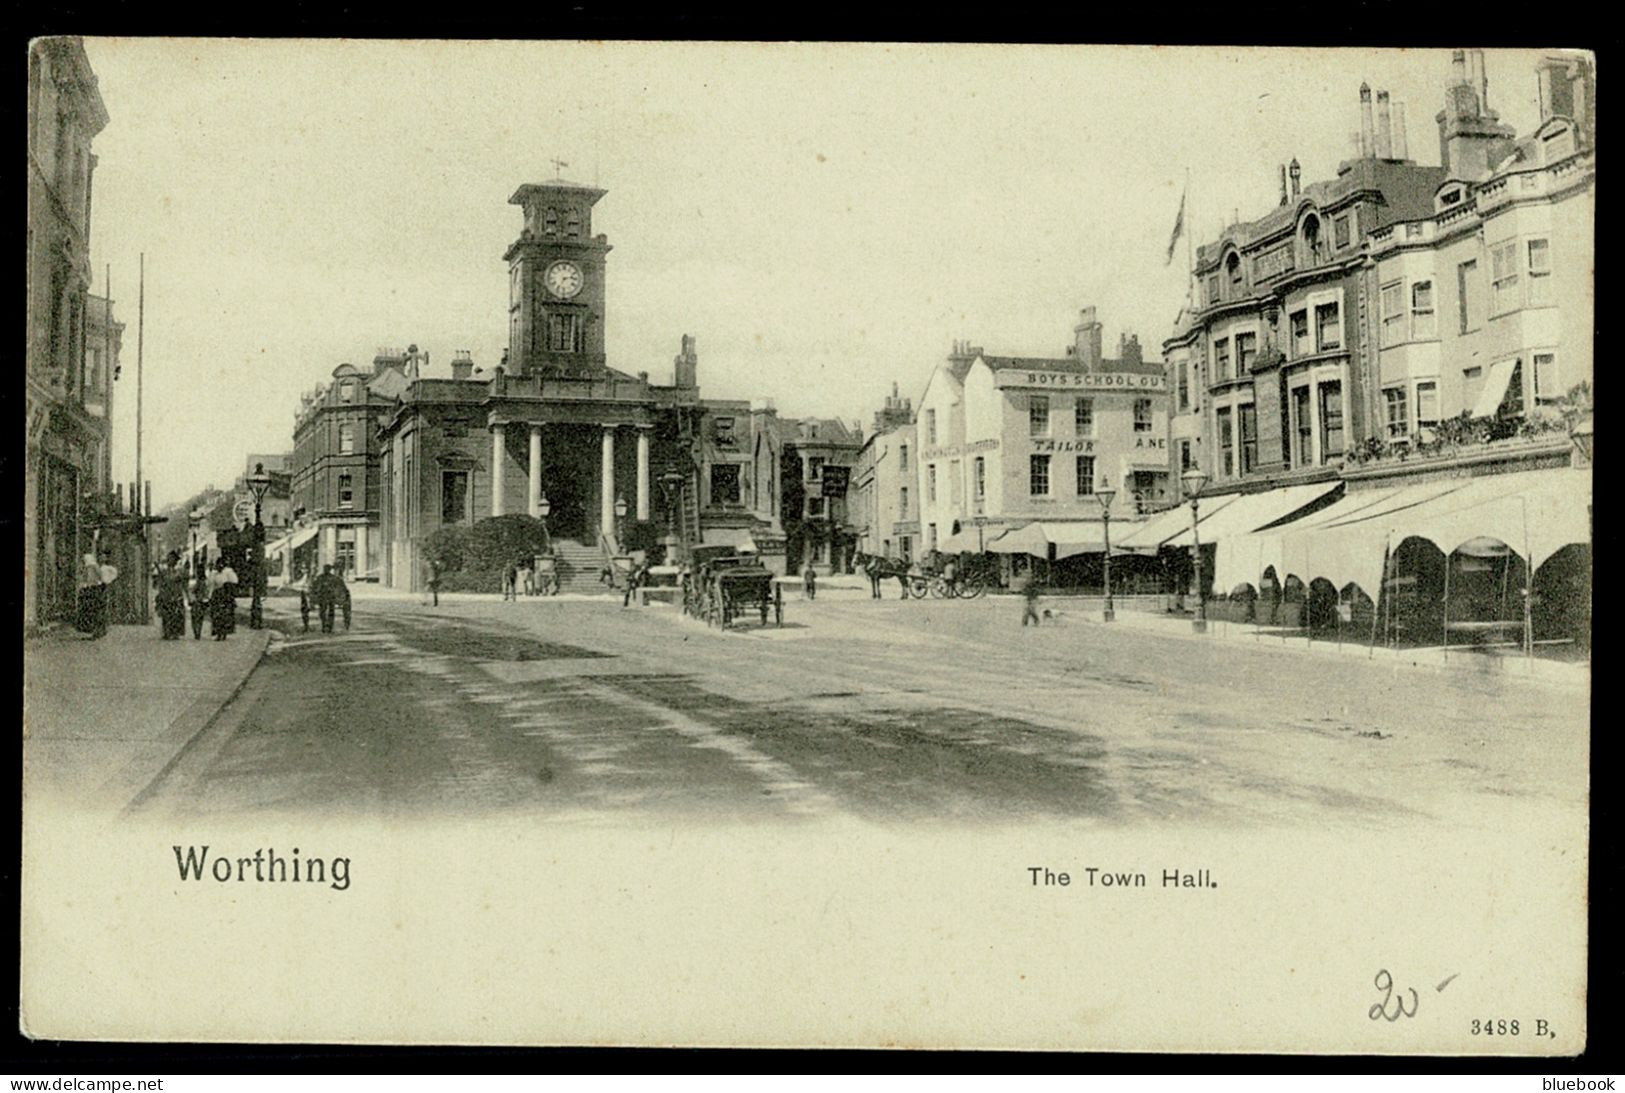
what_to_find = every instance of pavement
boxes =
[23,620,272,810]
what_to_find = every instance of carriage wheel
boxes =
[959,576,986,599]
[908,576,929,599]
[929,577,950,599]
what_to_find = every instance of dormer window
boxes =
[1438,186,1463,209]
[1226,252,1242,292]
[1301,213,1327,265]
[1542,124,1575,162]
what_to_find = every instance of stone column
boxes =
[321,524,337,569]
[636,427,651,522]
[491,424,506,517]
[600,425,616,541]
[354,524,369,578]
[528,425,543,518]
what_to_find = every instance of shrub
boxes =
[421,515,551,593]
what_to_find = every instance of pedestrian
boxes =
[1020,565,1041,627]
[426,558,442,607]
[338,569,353,631]
[803,562,817,602]
[74,531,112,639]
[189,559,209,640]
[297,570,313,632]
[622,559,646,608]
[520,557,535,597]
[154,550,188,640]
[208,557,239,640]
[504,560,519,602]
[311,563,342,633]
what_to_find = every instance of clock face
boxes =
[545,261,584,299]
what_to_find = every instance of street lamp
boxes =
[187,508,204,579]
[537,493,551,551]
[974,514,987,554]
[1096,483,1117,622]
[245,462,273,630]
[660,469,686,562]
[614,494,629,552]
[1181,466,1210,634]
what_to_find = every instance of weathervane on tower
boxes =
[550,158,569,179]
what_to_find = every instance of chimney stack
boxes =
[1289,158,1301,198]
[1279,164,1288,205]
[1073,306,1103,367]
[1394,102,1409,159]
[1452,50,1468,86]
[1470,48,1488,111]
[1359,82,1375,158]
[450,349,474,381]
[1376,90,1393,158]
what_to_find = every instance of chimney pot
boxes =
[1377,89,1393,158]
[1360,83,1376,157]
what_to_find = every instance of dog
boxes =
[1041,607,1067,623]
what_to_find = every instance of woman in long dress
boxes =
[208,558,238,640]
[153,551,188,640]
[75,529,112,638]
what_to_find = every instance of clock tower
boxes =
[504,180,613,377]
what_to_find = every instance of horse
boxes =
[856,552,911,600]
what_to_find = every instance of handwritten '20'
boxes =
[1368,969,1419,1022]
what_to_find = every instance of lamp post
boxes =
[538,494,551,552]
[1181,466,1209,633]
[187,508,204,580]
[1097,483,1116,622]
[245,462,273,630]
[660,469,686,563]
[974,514,987,553]
[614,495,629,553]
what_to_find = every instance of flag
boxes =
[1164,186,1186,266]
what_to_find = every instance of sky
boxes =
[81,40,1555,510]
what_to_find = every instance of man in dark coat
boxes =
[312,564,345,634]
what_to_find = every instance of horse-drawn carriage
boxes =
[682,547,784,629]
[858,551,990,600]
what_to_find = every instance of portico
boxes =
[487,410,655,544]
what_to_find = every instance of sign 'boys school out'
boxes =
[996,370,1167,391]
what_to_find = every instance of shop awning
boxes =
[1163,481,1343,549]
[1469,358,1520,420]
[1212,469,1590,596]
[937,527,985,553]
[985,522,1051,557]
[268,524,320,555]
[983,521,1154,558]
[1114,494,1241,551]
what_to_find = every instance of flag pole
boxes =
[136,252,144,515]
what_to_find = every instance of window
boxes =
[339,380,354,402]
[806,456,825,482]
[339,424,355,454]
[1179,439,1194,472]
[1029,454,1050,496]
[973,457,985,500]
[1380,281,1405,345]
[899,485,908,514]
[1239,403,1258,474]
[441,471,468,524]
[1214,338,1230,381]
[1029,396,1049,436]
[712,416,737,447]
[338,473,354,510]
[898,444,908,471]
[1491,240,1520,314]
[1074,397,1094,436]
[926,409,937,446]
[1076,455,1096,496]
[1334,214,1351,249]
[547,312,584,352]
[1302,214,1325,264]
[1235,332,1257,374]
[806,495,826,518]
[1527,239,1551,306]
[1134,398,1154,433]
[1315,302,1341,350]
[949,459,962,505]
[1290,310,1309,357]
[1384,388,1409,440]
[1416,381,1439,430]
[926,464,937,502]
[1292,386,1312,468]
[899,535,912,562]
[1205,274,1219,307]
[1533,353,1560,404]
[1457,259,1482,333]
[544,208,559,235]
[1410,280,1435,338]
[1216,407,1234,477]
[1177,364,1189,411]
[565,210,582,238]
[1319,382,1344,460]
[928,524,938,551]
[1227,253,1242,291]
[711,463,742,505]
